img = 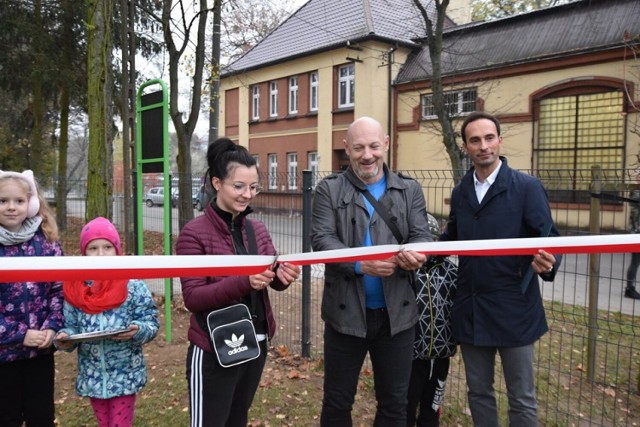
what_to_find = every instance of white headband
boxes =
[0,169,40,218]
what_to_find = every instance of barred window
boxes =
[421,88,477,119]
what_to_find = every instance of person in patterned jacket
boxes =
[55,217,158,427]
[406,213,458,427]
[0,169,64,427]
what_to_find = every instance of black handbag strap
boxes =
[344,171,417,294]
[244,218,258,255]
[344,172,405,244]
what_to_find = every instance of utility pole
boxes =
[208,0,222,144]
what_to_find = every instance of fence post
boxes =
[301,170,312,358]
[587,165,602,382]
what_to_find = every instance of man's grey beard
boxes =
[356,165,379,181]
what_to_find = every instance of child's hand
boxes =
[54,332,74,350]
[39,329,56,349]
[112,324,138,341]
[23,329,53,348]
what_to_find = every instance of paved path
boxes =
[548,252,639,316]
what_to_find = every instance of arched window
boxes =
[532,78,629,204]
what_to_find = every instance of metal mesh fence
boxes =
[53,168,639,425]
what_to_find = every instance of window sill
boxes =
[332,106,354,114]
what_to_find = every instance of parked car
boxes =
[144,187,166,207]
[145,186,200,208]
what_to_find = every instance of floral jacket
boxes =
[0,230,64,363]
[56,279,158,398]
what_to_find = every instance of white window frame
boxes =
[252,154,260,168]
[287,152,298,190]
[338,64,355,108]
[309,71,319,112]
[268,154,278,190]
[308,151,318,188]
[421,88,477,119]
[251,85,260,121]
[269,81,278,118]
[289,76,299,115]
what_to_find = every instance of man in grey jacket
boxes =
[311,116,432,426]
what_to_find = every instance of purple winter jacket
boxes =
[0,229,64,363]
[176,203,287,353]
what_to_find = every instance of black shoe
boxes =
[625,287,640,299]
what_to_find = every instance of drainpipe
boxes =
[387,46,396,168]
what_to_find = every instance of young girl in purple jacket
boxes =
[0,169,64,427]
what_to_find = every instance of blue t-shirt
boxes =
[356,175,387,309]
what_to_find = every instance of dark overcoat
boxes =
[442,157,561,347]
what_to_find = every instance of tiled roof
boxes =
[223,0,455,76]
[396,0,640,83]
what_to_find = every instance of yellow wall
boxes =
[395,59,640,229]
[397,60,640,172]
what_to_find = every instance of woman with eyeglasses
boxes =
[176,137,301,427]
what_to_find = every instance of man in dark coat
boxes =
[441,112,561,427]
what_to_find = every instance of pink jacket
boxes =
[176,204,286,353]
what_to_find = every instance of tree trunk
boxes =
[29,0,44,174]
[120,0,137,251]
[414,0,466,183]
[162,0,209,230]
[86,0,114,220]
[56,83,70,229]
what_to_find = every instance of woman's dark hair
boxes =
[460,112,501,143]
[206,137,257,181]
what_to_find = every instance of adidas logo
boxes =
[225,334,245,348]
[225,334,249,356]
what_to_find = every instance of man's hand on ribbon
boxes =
[395,250,427,271]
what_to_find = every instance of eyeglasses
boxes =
[225,182,262,195]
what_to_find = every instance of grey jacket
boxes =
[311,166,432,338]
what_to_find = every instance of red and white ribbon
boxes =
[1,234,639,282]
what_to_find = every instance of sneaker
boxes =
[625,287,640,299]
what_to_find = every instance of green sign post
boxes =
[136,79,172,342]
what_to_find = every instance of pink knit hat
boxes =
[0,169,40,218]
[80,217,122,255]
